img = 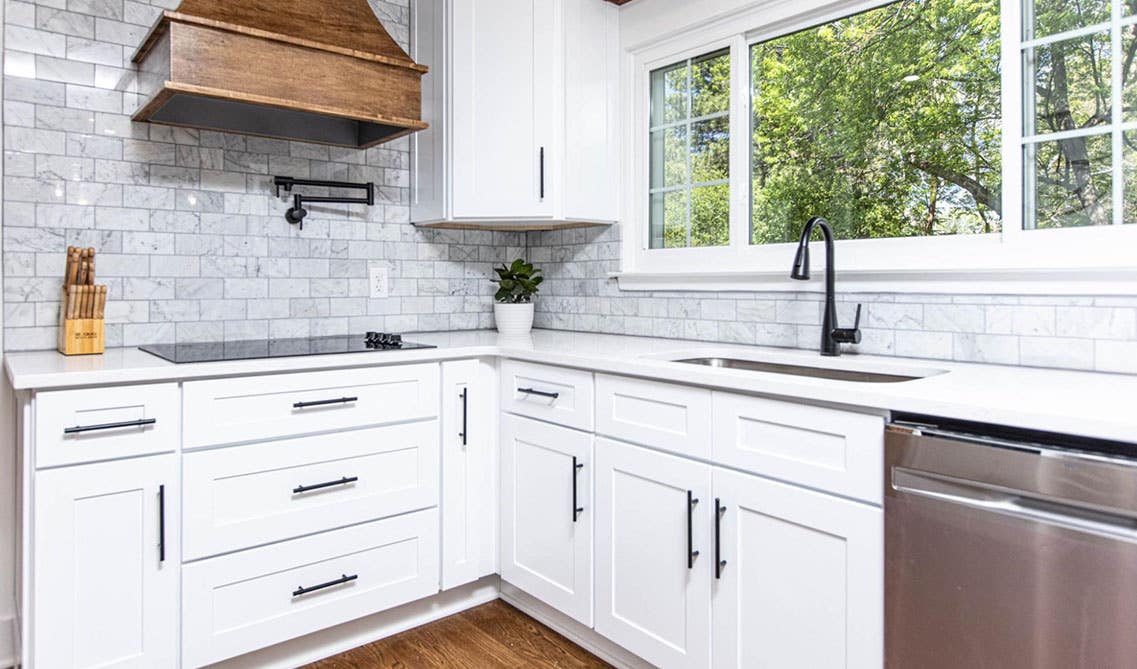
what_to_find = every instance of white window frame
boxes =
[617,0,1137,294]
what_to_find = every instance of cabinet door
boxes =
[595,438,712,669]
[500,414,592,625]
[712,467,883,669]
[34,455,178,669]
[441,359,497,589]
[451,0,555,219]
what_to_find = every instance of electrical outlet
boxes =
[368,265,389,299]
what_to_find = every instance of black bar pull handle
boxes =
[64,417,156,435]
[292,396,358,409]
[293,476,359,494]
[517,387,559,399]
[687,490,700,569]
[292,573,358,598]
[459,388,468,446]
[158,484,166,564]
[539,146,545,201]
[715,498,726,579]
[572,456,584,522]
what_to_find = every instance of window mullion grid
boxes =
[685,58,693,247]
[1113,0,1124,225]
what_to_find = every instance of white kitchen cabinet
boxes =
[411,0,619,229]
[33,454,178,669]
[594,438,712,669]
[441,359,498,589]
[712,467,883,669]
[500,413,593,625]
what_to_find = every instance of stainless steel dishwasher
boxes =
[885,416,1137,668]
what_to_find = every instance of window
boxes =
[648,49,731,248]
[1022,0,1137,228]
[750,0,1002,244]
[626,0,1137,287]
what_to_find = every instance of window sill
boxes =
[609,266,1137,295]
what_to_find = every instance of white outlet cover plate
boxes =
[368,265,389,299]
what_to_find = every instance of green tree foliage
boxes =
[750,0,1004,244]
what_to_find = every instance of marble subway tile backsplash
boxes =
[2,0,1134,376]
[3,0,520,351]
[528,226,1137,374]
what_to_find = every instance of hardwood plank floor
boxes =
[305,600,613,669]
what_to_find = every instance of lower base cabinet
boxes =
[594,438,712,669]
[594,438,883,669]
[500,414,594,626]
[33,454,178,669]
[712,468,883,669]
[182,509,440,668]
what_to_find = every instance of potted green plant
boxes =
[491,258,543,335]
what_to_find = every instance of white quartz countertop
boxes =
[5,329,1134,444]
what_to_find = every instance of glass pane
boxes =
[1125,23,1137,122]
[649,189,689,249]
[650,61,687,127]
[649,126,688,189]
[1028,132,1112,228]
[1124,131,1137,223]
[750,0,1002,244]
[1025,32,1111,136]
[691,49,730,117]
[691,117,729,183]
[1027,0,1109,41]
[691,184,730,247]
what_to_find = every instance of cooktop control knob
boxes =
[364,331,403,349]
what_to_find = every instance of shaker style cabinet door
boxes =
[594,438,712,669]
[712,467,883,669]
[500,414,593,625]
[450,0,555,219]
[441,359,498,589]
[33,454,178,669]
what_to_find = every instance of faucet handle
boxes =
[832,304,862,345]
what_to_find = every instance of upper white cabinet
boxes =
[411,0,619,229]
[34,454,178,669]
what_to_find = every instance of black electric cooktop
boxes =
[139,332,435,364]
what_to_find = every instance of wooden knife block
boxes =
[57,286,104,356]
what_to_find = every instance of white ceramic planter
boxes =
[494,302,535,335]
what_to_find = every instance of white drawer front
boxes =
[183,420,440,560]
[182,509,440,669]
[712,393,884,503]
[595,374,712,459]
[35,383,179,468]
[182,363,439,448]
[501,360,594,431]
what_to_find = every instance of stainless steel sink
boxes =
[675,357,924,383]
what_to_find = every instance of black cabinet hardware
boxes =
[292,573,358,598]
[539,147,545,200]
[572,456,585,522]
[459,388,468,445]
[518,387,559,399]
[293,476,359,494]
[292,396,358,409]
[715,498,726,579]
[158,484,166,563]
[64,417,156,434]
[687,490,700,569]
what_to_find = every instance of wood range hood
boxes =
[131,0,428,149]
